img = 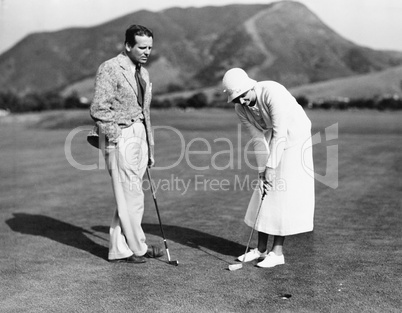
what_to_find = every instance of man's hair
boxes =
[125,24,153,47]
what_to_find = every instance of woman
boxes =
[222,68,315,268]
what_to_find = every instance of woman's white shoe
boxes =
[237,248,267,262]
[256,251,285,268]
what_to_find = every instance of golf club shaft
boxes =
[241,189,266,263]
[146,168,172,262]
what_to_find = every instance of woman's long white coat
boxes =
[236,81,315,236]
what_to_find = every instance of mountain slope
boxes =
[0,4,268,95]
[290,65,402,101]
[195,1,402,88]
[1,1,402,96]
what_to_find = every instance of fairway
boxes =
[0,109,401,312]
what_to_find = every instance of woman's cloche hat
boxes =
[222,68,257,103]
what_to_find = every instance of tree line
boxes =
[0,91,85,113]
[0,90,401,113]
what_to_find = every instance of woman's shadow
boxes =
[6,213,244,260]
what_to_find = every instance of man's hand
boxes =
[259,166,275,194]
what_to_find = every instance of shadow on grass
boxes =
[93,223,244,257]
[6,213,108,260]
[5,213,244,261]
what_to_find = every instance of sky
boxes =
[0,0,402,54]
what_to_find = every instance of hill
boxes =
[1,1,402,98]
[290,65,402,101]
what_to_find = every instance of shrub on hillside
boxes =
[347,98,376,110]
[296,96,309,108]
[152,98,173,109]
[24,91,65,111]
[310,97,349,110]
[0,90,87,112]
[376,95,401,111]
[307,95,401,111]
[0,91,22,112]
[1,89,400,113]
[175,92,209,109]
[186,92,208,108]
[63,92,83,109]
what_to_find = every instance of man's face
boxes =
[126,35,153,65]
[233,89,256,107]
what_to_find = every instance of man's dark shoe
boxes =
[109,255,146,263]
[145,245,164,258]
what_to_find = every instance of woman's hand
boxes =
[259,166,275,194]
[148,146,155,168]
[148,155,155,168]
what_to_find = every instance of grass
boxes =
[0,108,401,312]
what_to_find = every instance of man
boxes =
[88,24,163,263]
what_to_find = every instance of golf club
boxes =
[146,168,179,266]
[228,185,267,271]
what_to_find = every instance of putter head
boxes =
[169,260,179,266]
[228,263,243,271]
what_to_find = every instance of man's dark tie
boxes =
[135,66,147,107]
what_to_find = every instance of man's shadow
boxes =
[6,213,108,260]
[6,213,244,260]
[93,224,244,257]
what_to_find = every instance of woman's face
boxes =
[233,89,256,107]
